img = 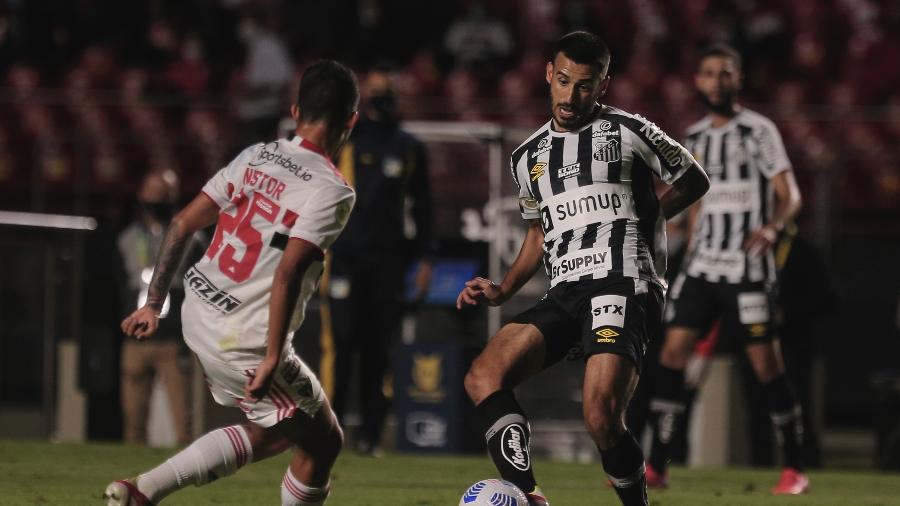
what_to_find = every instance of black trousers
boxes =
[328,254,405,447]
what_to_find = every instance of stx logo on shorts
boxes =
[737,292,769,324]
[591,294,626,329]
[185,267,242,314]
[501,424,530,471]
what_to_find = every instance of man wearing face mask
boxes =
[325,65,435,456]
[116,171,202,446]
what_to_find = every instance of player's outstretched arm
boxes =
[659,163,710,220]
[743,169,802,256]
[121,193,219,340]
[456,219,544,309]
[245,237,321,402]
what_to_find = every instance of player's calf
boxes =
[129,425,254,503]
[474,389,542,499]
[584,400,648,506]
[281,469,331,505]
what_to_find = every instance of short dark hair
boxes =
[552,31,611,74]
[698,43,742,71]
[297,60,359,127]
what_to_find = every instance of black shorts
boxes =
[509,277,665,373]
[665,273,777,347]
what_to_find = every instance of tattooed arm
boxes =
[660,162,710,220]
[122,193,220,340]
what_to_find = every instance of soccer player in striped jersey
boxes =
[457,31,710,506]
[645,44,808,494]
[104,60,358,506]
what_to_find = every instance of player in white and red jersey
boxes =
[105,60,358,506]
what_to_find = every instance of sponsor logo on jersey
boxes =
[530,162,546,181]
[250,142,313,181]
[531,137,552,158]
[551,251,608,279]
[599,119,613,131]
[540,206,554,233]
[558,162,580,179]
[184,267,242,314]
[636,115,684,167]
[595,328,619,342]
[553,191,629,221]
[702,182,755,211]
[591,294,627,328]
[593,138,621,162]
[501,424,531,471]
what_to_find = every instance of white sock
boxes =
[136,425,252,502]
[281,469,330,505]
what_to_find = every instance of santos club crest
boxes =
[593,138,621,162]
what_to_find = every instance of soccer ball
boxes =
[459,479,529,506]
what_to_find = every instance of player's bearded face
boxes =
[695,56,741,114]
[547,54,607,131]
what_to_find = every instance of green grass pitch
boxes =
[1,440,899,505]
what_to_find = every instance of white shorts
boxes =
[181,292,325,428]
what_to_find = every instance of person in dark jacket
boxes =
[326,66,435,455]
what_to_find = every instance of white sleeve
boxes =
[289,184,356,252]
[628,115,697,185]
[756,121,791,179]
[201,144,260,207]
[513,157,541,220]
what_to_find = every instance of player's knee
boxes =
[464,364,496,405]
[583,396,623,450]
[659,340,690,369]
[322,423,344,462]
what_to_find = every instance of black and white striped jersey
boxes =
[682,108,791,284]
[511,106,696,290]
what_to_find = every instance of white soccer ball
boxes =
[459,479,529,506]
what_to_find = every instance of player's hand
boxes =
[456,277,504,309]
[245,356,278,403]
[121,305,161,341]
[742,225,778,257]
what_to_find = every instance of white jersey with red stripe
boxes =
[185,136,355,355]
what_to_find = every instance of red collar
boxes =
[290,136,347,184]
[292,136,331,162]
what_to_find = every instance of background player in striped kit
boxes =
[645,44,807,495]
[457,32,709,506]
[104,60,359,506]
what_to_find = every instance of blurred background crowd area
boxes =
[0,0,898,227]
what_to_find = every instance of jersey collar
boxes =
[289,135,332,162]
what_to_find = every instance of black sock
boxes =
[763,374,804,470]
[648,365,686,474]
[601,430,648,506]
[475,390,537,494]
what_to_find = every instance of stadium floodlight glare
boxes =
[0,210,98,231]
